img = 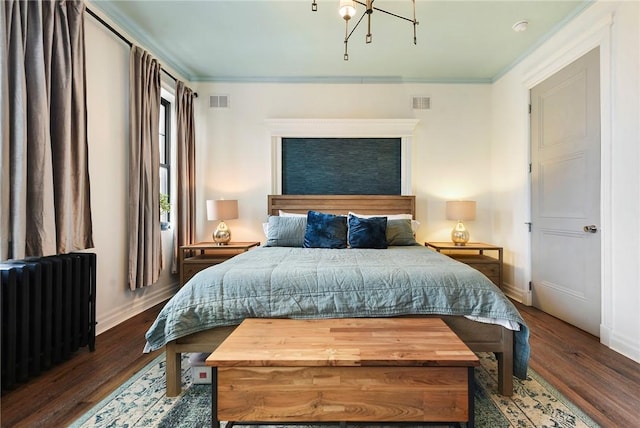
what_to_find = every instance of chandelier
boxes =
[312,0,419,60]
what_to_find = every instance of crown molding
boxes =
[265,118,420,138]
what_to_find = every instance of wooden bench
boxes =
[206,318,480,427]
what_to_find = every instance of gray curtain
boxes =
[1,0,93,260]
[171,81,196,274]
[128,46,162,290]
[0,2,9,261]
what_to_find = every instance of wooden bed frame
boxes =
[164,195,514,397]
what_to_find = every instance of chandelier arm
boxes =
[345,11,367,42]
[366,9,372,43]
[344,18,349,60]
[413,0,418,44]
[371,6,417,24]
[411,0,418,45]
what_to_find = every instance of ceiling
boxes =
[89,0,592,83]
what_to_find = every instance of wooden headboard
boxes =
[268,195,416,219]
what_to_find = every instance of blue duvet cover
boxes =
[145,245,529,378]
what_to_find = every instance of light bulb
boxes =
[339,0,356,20]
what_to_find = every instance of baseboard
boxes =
[501,281,525,303]
[96,282,178,335]
[607,328,640,364]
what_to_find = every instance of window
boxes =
[159,97,171,224]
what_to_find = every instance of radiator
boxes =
[0,252,96,394]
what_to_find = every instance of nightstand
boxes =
[179,241,260,287]
[425,241,503,289]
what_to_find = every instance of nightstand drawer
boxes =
[425,242,503,289]
[179,242,260,287]
[182,257,228,284]
[450,255,500,286]
[467,264,500,286]
[182,264,205,284]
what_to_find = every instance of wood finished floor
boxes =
[1,301,639,427]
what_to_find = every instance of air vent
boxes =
[209,95,229,109]
[412,96,431,110]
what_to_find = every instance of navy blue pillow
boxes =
[348,214,388,249]
[303,211,348,249]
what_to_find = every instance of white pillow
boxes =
[348,211,412,220]
[348,212,420,234]
[279,210,306,217]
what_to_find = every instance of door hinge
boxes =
[528,163,532,173]
[528,104,532,114]
[525,222,532,232]
[529,281,533,291]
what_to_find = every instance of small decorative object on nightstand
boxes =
[179,241,259,287]
[206,199,239,245]
[426,241,503,289]
[446,201,476,246]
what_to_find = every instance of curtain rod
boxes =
[85,7,198,98]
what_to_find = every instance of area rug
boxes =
[69,353,600,428]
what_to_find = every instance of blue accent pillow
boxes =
[347,214,388,249]
[303,211,348,249]
[265,216,307,247]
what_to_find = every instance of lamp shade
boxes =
[206,199,238,221]
[446,201,476,221]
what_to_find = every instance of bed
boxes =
[145,195,529,397]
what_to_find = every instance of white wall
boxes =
[192,83,494,247]
[491,0,640,362]
[84,10,180,334]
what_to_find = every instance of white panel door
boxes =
[530,47,601,336]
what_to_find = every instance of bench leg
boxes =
[211,367,220,428]
[468,366,475,428]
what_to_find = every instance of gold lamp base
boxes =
[213,220,231,245]
[451,220,470,246]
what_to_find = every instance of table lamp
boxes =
[446,200,476,246]
[206,199,238,245]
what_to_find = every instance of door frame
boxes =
[523,13,613,344]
